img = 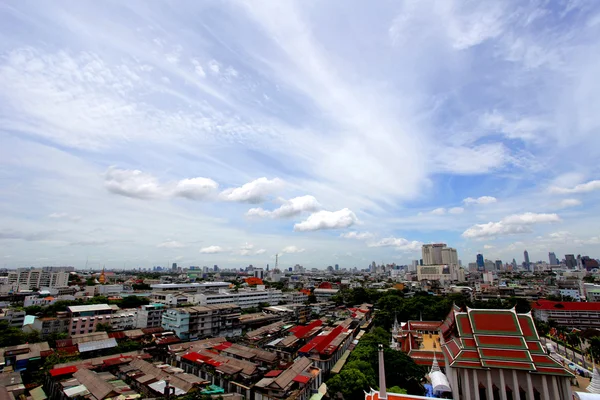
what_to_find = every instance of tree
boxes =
[388,386,407,394]
[587,337,600,363]
[119,296,150,308]
[307,294,317,304]
[327,368,373,399]
[132,283,151,291]
[86,278,97,286]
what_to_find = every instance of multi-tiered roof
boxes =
[441,306,573,377]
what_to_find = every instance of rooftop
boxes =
[531,300,600,311]
[67,304,113,313]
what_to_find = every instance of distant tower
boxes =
[275,254,279,268]
[524,250,530,269]
[98,267,106,284]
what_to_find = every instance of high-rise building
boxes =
[565,254,576,269]
[524,250,530,269]
[334,264,339,271]
[549,252,558,266]
[422,243,446,265]
[495,260,503,270]
[441,247,458,265]
[7,269,69,289]
[476,254,484,271]
[172,263,177,272]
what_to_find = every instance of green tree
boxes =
[307,294,317,304]
[86,278,97,286]
[388,386,407,394]
[587,337,600,362]
[119,296,150,308]
[327,368,373,399]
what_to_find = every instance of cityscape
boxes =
[2,1,600,400]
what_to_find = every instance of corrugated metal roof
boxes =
[78,338,118,353]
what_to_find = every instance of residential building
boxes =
[282,291,309,304]
[67,304,114,336]
[24,295,59,307]
[149,282,230,292]
[313,288,339,302]
[0,309,25,328]
[7,269,69,289]
[111,309,137,331]
[298,319,355,373]
[441,247,458,265]
[161,304,241,340]
[26,315,70,338]
[254,357,322,400]
[531,300,600,329]
[565,254,577,269]
[196,289,283,309]
[136,303,165,329]
[583,283,600,302]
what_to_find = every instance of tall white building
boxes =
[441,247,458,265]
[7,269,69,289]
[422,244,446,265]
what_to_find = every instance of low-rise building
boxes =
[161,304,241,340]
[531,299,600,329]
[254,357,322,400]
[26,314,70,338]
[136,303,165,329]
[313,288,339,302]
[196,289,283,309]
[67,304,114,336]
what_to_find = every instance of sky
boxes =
[1,0,600,270]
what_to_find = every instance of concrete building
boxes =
[549,252,558,266]
[441,247,458,266]
[565,254,577,269]
[313,288,339,302]
[26,315,70,338]
[532,299,600,329]
[136,303,165,329]
[7,269,69,289]
[0,309,25,328]
[422,244,446,266]
[67,304,114,336]
[149,282,230,292]
[196,289,283,309]
[161,304,241,340]
[282,291,309,304]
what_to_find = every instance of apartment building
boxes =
[136,303,165,329]
[161,304,241,340]
[531,299,600,329]
[313,288,339,302]
[7,269,69,289]
[196,289,283,309]
[282,291,309,304]
[26,315,70,338]
[67,304,114,336]
[111,309,137,331]
[0,309,25,328]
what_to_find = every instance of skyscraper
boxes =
[549,252,558,266]
[495,260,503,270]
[565,254,576,269]
[422,243,446,265]
[524,250,530,270]
[476,254,484,271]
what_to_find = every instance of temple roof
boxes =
[441,308,573,377]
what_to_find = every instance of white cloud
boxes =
[48,212,81,221]
[463,196,497,205]
[431,207,446,215]
[483,244,495,249]
[247,195,320,218]
[239,243,254,255]
[191,59,206,77]
[293,208,358,232]
[550,180,600,194]
[281,245,305,254]
[220,178,284,203]
[462,212,561,239]
[340,231,374,240]
[480,111,549,142]
[157,240,186,248]
[208,60,220,74]
[368,237,422,252]
[255,249,267,255]
[449,207,464,214]
[557,198,582,209]
[105,168,218,200]
[104,168,163,199]
[173,178,219,200]
[200,245,223,254]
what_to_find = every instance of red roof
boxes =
[531,300,600,311]
[265,370,282,377]
[293,374,311,384]
[49,366,78,377]
[109,331,126,339]
[298,335,327,353]
[293,320,323,339]
[213,342,233,351]
[314,325,345,354]
[182,352,212,363]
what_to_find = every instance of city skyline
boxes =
[2,1,600,269]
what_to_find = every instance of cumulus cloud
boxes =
[431,207,446,215]
[368,237,422,252]
[220,177,284,203]
[557,198,582,209]
[462,212,561,239]
[281,245,305,254]
[255,249,267,255]
[105,167,163,199]
[483,244,495,249]
[200,245,223,254]
[463,196,497,205]
[173,177,219,200]
[550,180,600,194]
[293,208,358,232]
[340,231,374,240]
[157,240,186,248]
[105,168,218,200]
[449,207,464,214]
[239,243,254,256]
[247,195,320,218]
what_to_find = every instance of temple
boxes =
[373,305,576,400]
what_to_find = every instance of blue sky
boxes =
[1,0,600,270]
